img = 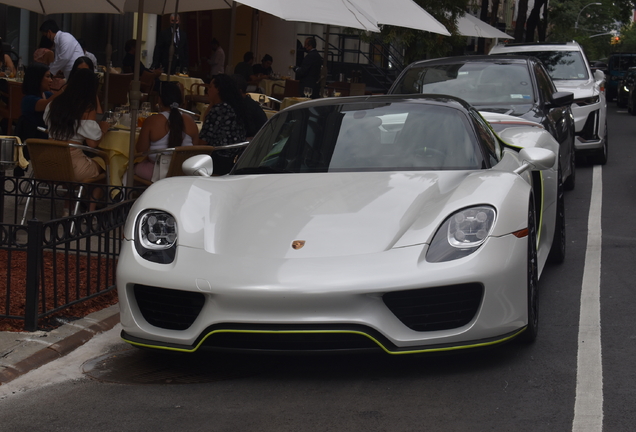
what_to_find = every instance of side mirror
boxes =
[514,147,556,174]
[594,69,605,83]
[182,154,213,177]
[548,91,574,108]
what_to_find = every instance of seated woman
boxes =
[199,74,247,175]
[44,68,109,183]
[134,81,199,181]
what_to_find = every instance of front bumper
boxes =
[572,104,605,151]
[117,234,530,354]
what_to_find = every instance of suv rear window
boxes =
[496,51,588,80]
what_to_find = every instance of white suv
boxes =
[490,42,608,164]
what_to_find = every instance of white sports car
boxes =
[117,95,564,355]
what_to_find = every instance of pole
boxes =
[126,0,146,188]
[25,219,43,331]
[103,15,113,112]
[575,2,601,31]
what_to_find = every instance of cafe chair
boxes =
[133,145,216,187]
[140,71,158,106]
[0,81,24,135]
[271,79,300,101]
[21,139,111,224]
[185,83,209,111]
[102,73,133,111]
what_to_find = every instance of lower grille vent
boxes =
[383,283,483,331]
[134,285,205,330]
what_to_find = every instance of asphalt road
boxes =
[0,106,633,432]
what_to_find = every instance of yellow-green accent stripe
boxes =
[122,328,527,355]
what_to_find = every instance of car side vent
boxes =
[134,285,205,330]
[383,283,483,331]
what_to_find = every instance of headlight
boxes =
[134,210,177,264]
[573,95,600,106]
[624,86,629,92]
[426,206,496,263]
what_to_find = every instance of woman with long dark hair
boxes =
[0,40,16,77]
[199,73,247,174]
[44,68,109,182]
[134,81,199,181]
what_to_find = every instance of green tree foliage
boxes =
[547,0,635,59]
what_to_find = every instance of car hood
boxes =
[553,78,599,98]
[469,103,534,117]
[129,171,529,259]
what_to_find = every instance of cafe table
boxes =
[99,127,140,187]
[99,120,205,187]
[160,74,205,95]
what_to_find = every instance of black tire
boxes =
[591,120,608,165]
[630,94,636,115]
[519,198,539,343]
[548,170,566,264]
[563,146,576,191]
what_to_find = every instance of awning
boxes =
[456,13,513,39]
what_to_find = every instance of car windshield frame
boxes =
[390,61,536,107]
[232,101,489,175]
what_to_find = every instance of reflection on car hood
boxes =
[552,78,599,99]
[134,171,525,259]
[473,104,533,116]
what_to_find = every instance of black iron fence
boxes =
[1,174,141,331]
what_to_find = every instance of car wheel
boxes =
[563,146,576,191]
[519,198,539,343]
[548,170,566,264]
[630,95,636,115]
[592,120,608,165]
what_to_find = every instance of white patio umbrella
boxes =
[0,0,125,14]
[456,13,513,39]
[241,0,449,35]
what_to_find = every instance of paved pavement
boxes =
[0,304,120,385]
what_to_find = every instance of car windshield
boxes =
[233,102,485,174]
[391,62,535,106]
[500,51,588,80]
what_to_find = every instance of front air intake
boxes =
[383,283,483,331]
[134,285,205,330]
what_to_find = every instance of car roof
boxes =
[490,42,582,53]
[404,55,534,68]
[283,93,475,113]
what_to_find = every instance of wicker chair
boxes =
[133,145,216,186]
[22,139,110,224]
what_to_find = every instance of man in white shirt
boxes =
[208,38,225,77]
[40,19,84,80]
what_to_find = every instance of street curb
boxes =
[0,306,120,386]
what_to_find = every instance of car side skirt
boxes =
[121,325,527,355]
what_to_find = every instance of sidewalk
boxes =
[0,304,120,385]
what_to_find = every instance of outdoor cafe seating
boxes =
[21,138,111,223]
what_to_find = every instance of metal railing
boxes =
[298,32,405,91]
[1,175,141,331]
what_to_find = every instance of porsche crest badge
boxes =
[292,240,306,250]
